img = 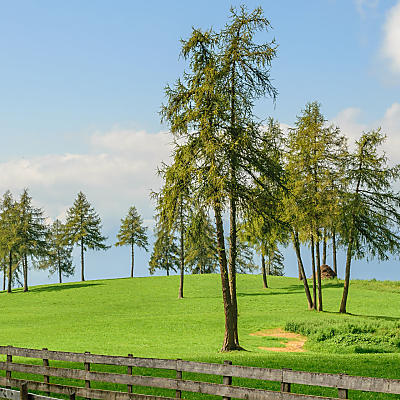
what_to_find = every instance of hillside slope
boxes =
[1,274,400,391]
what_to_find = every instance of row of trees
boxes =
[156,5,400,352]
[0,191,152,292]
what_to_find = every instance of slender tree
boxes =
[37,219,74,283]
[149,222,179,276]
[339,129,400,313]
[161,6,281,351]
[65,192,109,281]
[18,189,48,292]
[185,208,218,274]
[0,191,21,293]
[286,102,347,311]
[115,206,148,278]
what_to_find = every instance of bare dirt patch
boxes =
[250,328,306,353]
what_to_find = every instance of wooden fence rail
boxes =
[0,346,399,400]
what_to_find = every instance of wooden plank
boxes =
[283,369,400,394]
[0,387,19,400]
[281,369,292,393]
[0,346,283,380]
[0,369,338,400]
[0,377,176,400]
[0,387,60,400]
[2,345,400,395]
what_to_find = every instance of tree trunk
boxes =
[57,250,62,284]
[7,250,12,293]
[81,238,85,282]
[261,252,268,288]
[332,229,337,277]
[315,231,323,311]
[166,266,169,276]
[3,264,6,291]
[228,195,240,347]
[310,235,317,310]
[322,229,327,265]
[23,254,28,292]
[214,203,239,352]
[131,242,135,278]
[339,236,354,313]
[291,231,313,309]
[178,205,184,299]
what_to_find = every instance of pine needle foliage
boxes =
[65,191,109,281]
[116,206,148,278]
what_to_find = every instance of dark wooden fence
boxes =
[0,346,400,400]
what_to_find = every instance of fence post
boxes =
[127,353,133,394]
[42,347,50,395]
[281,368,292,393]
[19,382,28,400]
[222,360,232,400]
[6,347,12,389]
[176,359,182,399]
[84,351,91,400]
[69,393,76,400]
[338,373,348,399]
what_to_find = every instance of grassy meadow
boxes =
[1,274,400,399]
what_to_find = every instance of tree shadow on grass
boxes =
[322,310,400,322]
[23,282,104,294]
[237,290,303,297]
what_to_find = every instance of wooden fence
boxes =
[0,346,400,400]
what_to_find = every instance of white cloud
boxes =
[330,107,368,147]
[330,103,400,163]
[382,1,400,75]
[0,129,174,224]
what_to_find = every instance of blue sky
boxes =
[1,0,400,285]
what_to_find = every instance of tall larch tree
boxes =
[286,102,347,311]
[339,129,400,313]
[65,191,109,281]
[115,206,148,278]
[161,6,281,351]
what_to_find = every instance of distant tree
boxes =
[37,219,74,283]
[65,192,109,281]
[154,149,192,298]
[339,129,400,313]
[18,189,48,292]
[149,223,179,276]
[115,206,148,278]
[0,191,21,293]
[185,208,218,274]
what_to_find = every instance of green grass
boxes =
[1,274,400,399]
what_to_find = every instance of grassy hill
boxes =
[1,274,400,399]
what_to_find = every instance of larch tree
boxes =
[185,208,218,274]
[160,6,281,351]
[0,191,21,293]
[115,206,148,278]
[154,148,192,299]
[339,129,400,313]
[37,219,74,283]
[149,220,179,277]
[286,102,347,311]
[18,189,48,292]
[65,191,109,281]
